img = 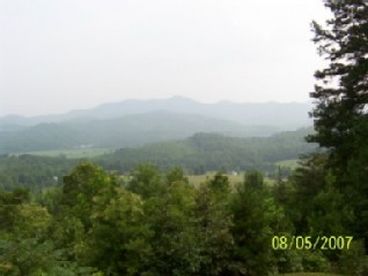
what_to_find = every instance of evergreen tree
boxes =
[229,172,281,275]
[309,0,368,248]
[309,0,368,167]
[194,174,234,275]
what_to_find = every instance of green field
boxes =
[187,172,243,186]
[282,273,342,276]
[275,159,300,170]
[187,171,275,187]
[119,171,275,187]
[20,148,114,159]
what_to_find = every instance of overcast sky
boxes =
[0,0,330,117]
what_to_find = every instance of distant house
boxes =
[231,170,238,176]
[79,144,93,149]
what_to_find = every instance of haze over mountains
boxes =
[0,96,313,154]
[0,96,312,127]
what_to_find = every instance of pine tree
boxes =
[308,0,368,167]
[309,0,368,249]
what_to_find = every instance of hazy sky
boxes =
[0,0,330,117]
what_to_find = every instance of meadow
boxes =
[21,147,113,159]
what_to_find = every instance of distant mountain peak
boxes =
[0,96,312,130]
[167,95,197,102]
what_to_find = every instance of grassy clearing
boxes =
[120,171,275,188]
[188,172,242,186]
[187,171,275,187]
[21,148,113,159]
[282,273,342,276]
[275,159,300,170]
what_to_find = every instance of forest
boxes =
[0,128,315,191]
[1,0,368,275]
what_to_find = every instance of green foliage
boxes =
[309,1,368,157]
[0,154,76,191]
[229,171,286,275]
[286,154,329,234]
[208,172,231,194]
[165,167,189,185]
[306,172,353,237]
[244,170,264,190]
[193,176,234,275]
[0,128,315,192]
[337,240,368,275]
[143,179,199,275]
[61,162,119,226]
[344,122,368,246]
[1,0,367,274]
[77,186,151,275]
[126,164,165,199]
[99,129,316,174]
[305,0,368,258]
[0,156,365,275]
[0,188,30,232]
[35,186,64,214]
[0,186,99,275]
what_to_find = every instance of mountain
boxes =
[98,127,316,173]
[0,111,280,154]
[83,96,312,129]
[0,115,30,131]
[0,96,312,129]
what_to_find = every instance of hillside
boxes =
[98,127,316,173]
[0,111,279,154]
[0,127,316,190]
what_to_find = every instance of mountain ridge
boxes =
[0,96,312,129]
[0,111,282,154]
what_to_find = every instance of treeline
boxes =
[99,129,316,174]
[0,162,365,275]
[0,129,315,191]
[0,155,77,191]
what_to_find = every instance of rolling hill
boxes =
[98,127,316,173]
[0,111,280,154]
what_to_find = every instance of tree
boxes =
[0,188,99,275]
[77,186,151,275]
[127,164,165,199]
[308,0,368,248]
[193,175,234,275]
[309,0,368,167]
[61,162,119,227]
[208,172,231,194]
[143,180,199,275]
[229,171,284,275]
[165,167,189,186]
[288,154,329,234]
[244,170,264,190]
